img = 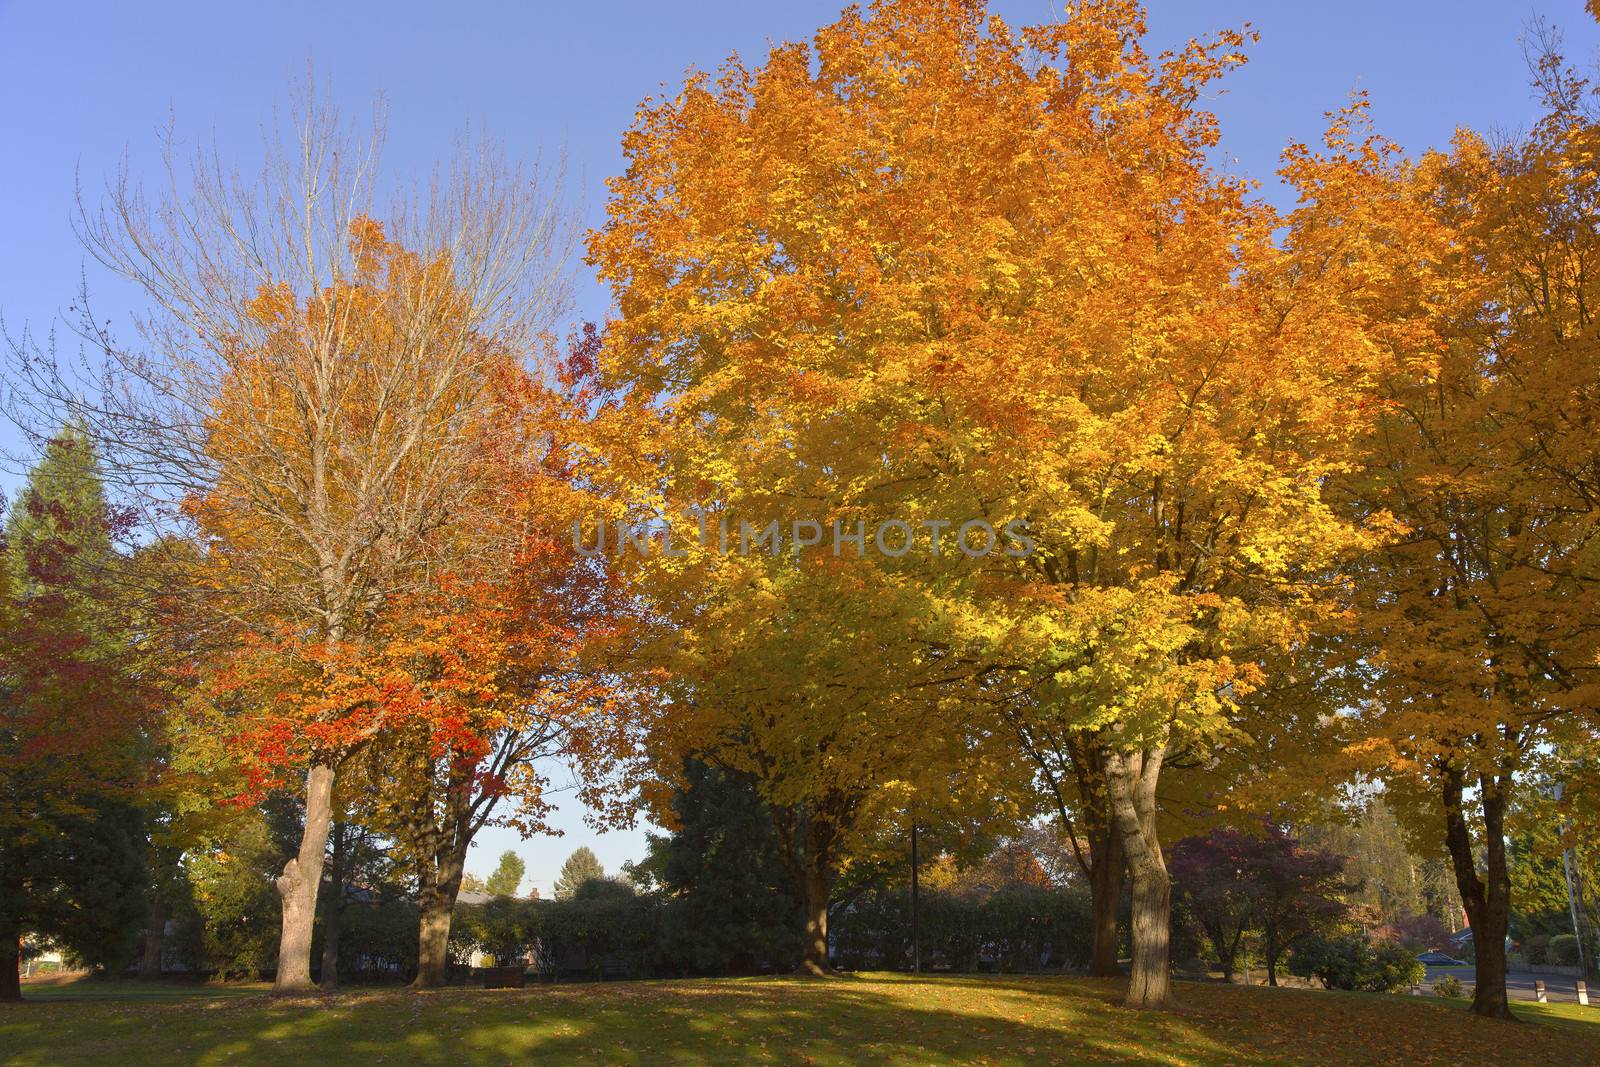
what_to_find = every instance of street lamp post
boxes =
[910,820,921,974]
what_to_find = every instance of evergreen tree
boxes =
[552,847,605,901]
[629,760,799,974]
[1,427,150,999]
[485,851,525,897]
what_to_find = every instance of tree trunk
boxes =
[1206,922,1240,983]
[274,762,336,994]
[1442,764,1514,1020]
[1088,811,1126,977]
[1264,925,1280,987]
[1106,745,1174,1010]
[1127,857,1173,1006]
[777,809,838,977]
[413,850,466,988]
[800,861,833,975]
[1,927,21,1002]
[319,822,345,990]
[138,896,168,980]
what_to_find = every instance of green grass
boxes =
[15,979,268,1003]
[3,973,1597,1066]
[1512,998,1600,1031]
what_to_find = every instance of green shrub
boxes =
[1433,974,1464,998]
[450,893,670,979]
[1550,934,1581,967]
[1525,934,1551,966]
[329,899,419,981]
[830,886,1091,973]
[1289,933,1425,993]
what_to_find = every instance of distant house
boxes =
[20,936,64,978]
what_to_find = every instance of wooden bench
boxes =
[482,966,527,989]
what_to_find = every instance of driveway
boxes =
[1424,965,1591,1004]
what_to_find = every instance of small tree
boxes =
[553,847,605,901]
[1169,830,1258,982]
[1248,828,1348,984]
[1171,825,1349,984]
[486,852,526,898]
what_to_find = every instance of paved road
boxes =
[1424,965,1592,1004]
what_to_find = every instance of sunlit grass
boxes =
[3,973,1596,1065]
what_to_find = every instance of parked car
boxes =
[1417,951,1468,966]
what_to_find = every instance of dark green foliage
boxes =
[450,894,667,979]
[485,851,526,898]
[179,797,305,980]
[1,428,150,995]
[1550,933,1581,966]
[330,899,420,982]
[22,798,148,973]
[832,885,1092,973]
[552,847,606,901]
[1289,932,1425,992]
[1507,783,1598,949]
[570,877,633,903]
[627,761,799,974]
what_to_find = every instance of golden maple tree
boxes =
[1330,52,1600,1018]
[589,0,1405,1005]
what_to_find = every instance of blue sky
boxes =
[2,0,1596,895]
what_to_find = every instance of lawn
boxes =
[3,974,1597,1066]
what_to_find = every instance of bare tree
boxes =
[5,82,574,992]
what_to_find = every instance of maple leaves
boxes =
[1305,49,1600,1018]
[7,0,1600,1017]
[585,0,1600,1010]
[590,0,1366,1000]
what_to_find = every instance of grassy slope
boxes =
[3,974,1597,1066]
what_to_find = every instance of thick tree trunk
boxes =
[274,762,336,994]
[1264,925,1281,987]
[775,808,838,977]
[799,861,833,976]
[1087,802,1126,977]
[1442,764,1514,1020]
[138,897,168,980]
[1,929,21,1002]
[413,851,466,988]
[1126,856,1173,1005]
[1106,745,1174,1010]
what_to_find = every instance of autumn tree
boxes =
[1002,711,1125,976]
[0,429,151,999]
[1329,46,1600,1017]
[332,326,633,989]
[1300,797,1458,929]
[589,0,1396,1006]
[1171,825,1346,985]
[7,91,575,992]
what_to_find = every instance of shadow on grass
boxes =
[3,973,1597,1066]
[17,978,267,1002]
